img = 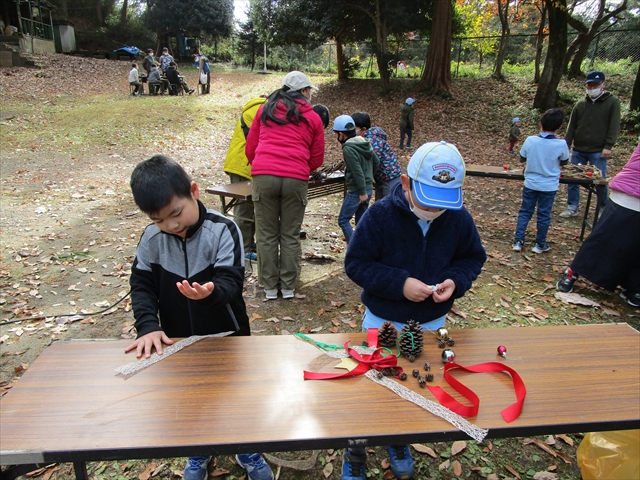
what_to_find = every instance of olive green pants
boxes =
[252,175,307,291]
[229,173,255,254]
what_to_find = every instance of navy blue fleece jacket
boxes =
[345,183,486,324]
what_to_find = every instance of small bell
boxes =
[497,345,507,358]
[436,327,449,340]
[441,349,455,363]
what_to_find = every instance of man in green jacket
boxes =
[223,97,267,260]
[560,70,620,217]
[333,115,380,244]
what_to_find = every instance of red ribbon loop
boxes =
[427,361,526,423]
[303,338,403,380]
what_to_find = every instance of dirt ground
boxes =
[1,55,639,480]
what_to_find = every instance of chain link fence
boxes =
[246,29,640,77]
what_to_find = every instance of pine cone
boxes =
[446,337,455,346]
[399,320,424,358]
[418,375,427,388]
[438,339,446,349]
[412,369,420,378]
[399,372,408,381]
[377,321,398,348]
[423,362,431,372]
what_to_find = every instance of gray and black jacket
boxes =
[130,201,250,338]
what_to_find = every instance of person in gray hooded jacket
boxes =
[333,115,380,243]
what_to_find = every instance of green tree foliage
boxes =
[146,0,234,38]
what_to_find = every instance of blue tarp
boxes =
[113,46,140,56]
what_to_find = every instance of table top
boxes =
[466,164,608,185]
[1,324,638,465]
[205,174,346,201]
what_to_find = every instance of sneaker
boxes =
[557,271,577,293]
[512,239,524,252]
[188,89,194,95]
[281,289,294,299]
[386,445,414,480]
[183,456,211,480]
[532,242,550,254]
[509,151,516,156]
[559,208,578,218]
[264,289,278,300]
[620,290,640,307]
[341,451,366,480]
[405,145,414,150]
[235,454,273,480]
[244,252,257,261]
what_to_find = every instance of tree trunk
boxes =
[493,0,510,80]
[373,0,390,92]
[630,63,640,111]
[569,30,600,78]
[534,2,547,83]
[95,0,103,25]
[120,0,128,27]
[335,33,345,80]
[59,0,68,19]
[418,0,452,96]
[563,33,584,74]
[533,0,567,110]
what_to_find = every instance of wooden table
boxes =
[466,164,608,241]
[1,324,638,479]
[205,174,346,218]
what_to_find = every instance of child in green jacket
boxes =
[399,97,415,150]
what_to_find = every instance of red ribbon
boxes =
[427,361,526,423]
[303,332,403,381]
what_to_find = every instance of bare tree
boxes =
[533,0,567,110]
[120,0,129,27]
[418,0,452,96]
[493,0,510,80]
[534,0,547,83]
[565,0,628,78]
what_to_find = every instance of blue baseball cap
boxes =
[406,98,416,105]
[512,117,520,124]
[586,70,605,83]
[407,141,466,210]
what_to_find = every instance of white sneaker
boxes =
[281,289,295,299]
[559,208,578,218]
[264,289,278,300]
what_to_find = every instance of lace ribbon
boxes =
[115,332,234,379]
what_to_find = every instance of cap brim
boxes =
[412,180,463,210]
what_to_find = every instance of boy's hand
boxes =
[432,279,456,303]
[177,280,214,300]
[359,194,368,204]
[124,331,174,359]
[403,277,435,302]
[601,149,612,159]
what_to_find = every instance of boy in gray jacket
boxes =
[333,115,380,243]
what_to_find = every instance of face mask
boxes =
[587,87,602,98]
[408,193,446,221]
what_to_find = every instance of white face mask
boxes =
[408,193,446,221]
[587,87,602,98]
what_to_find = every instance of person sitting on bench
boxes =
[147,63,169,95]
[165,62,194,95]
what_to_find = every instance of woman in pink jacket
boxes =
[246,71,325,300]
[557,143,640,307]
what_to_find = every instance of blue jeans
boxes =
[515,187,557,246]
[338,190,372,243]
[375,176,401,201]
[399,128,413,149]
[567,150,608,212]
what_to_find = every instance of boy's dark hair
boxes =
[130,155,192,214]
[312,104,330,128]
[351,112,371,129]
[132,63,137,68]
[262,87,309,126]
[540,108,564,132]
[169,61,177,67]
[146,48,153,54]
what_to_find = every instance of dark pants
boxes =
[400,128,413,149]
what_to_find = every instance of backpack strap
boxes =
[240,114,250,138]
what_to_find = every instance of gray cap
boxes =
[282,71,317,92]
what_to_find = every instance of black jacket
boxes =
[130,201,250,338]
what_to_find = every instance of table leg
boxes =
[73,462,88,480]
[580,185,595,241]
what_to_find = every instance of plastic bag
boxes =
[577,430,639,479]
[199,71,207,85]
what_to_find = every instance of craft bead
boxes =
[442,349,456,363]
[436,327,449,340]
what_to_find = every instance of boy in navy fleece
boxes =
[342,141,486,480]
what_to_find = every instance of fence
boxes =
[239,29,640,77]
